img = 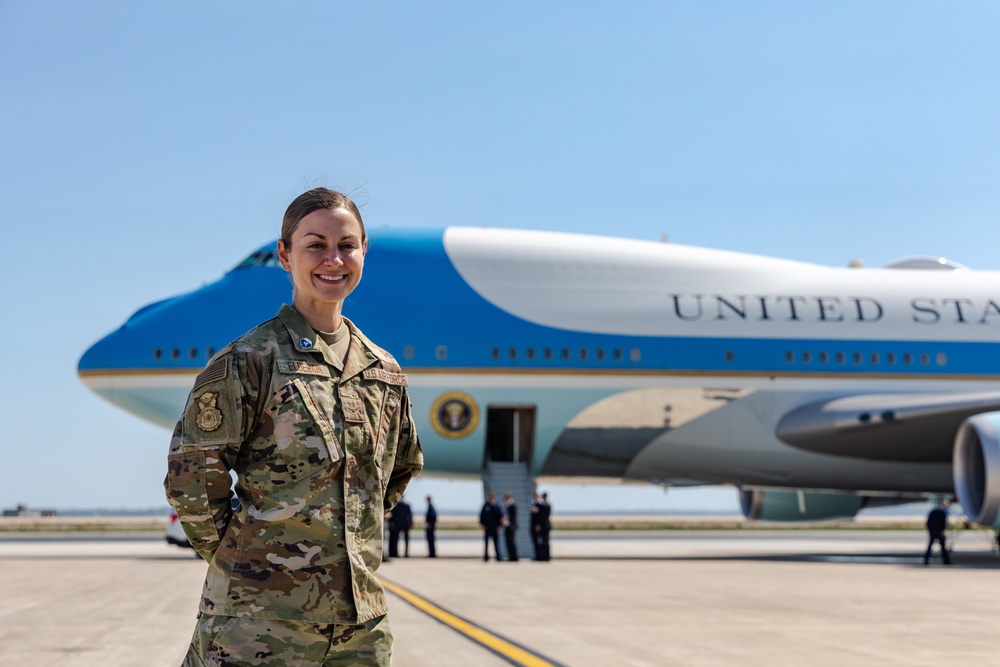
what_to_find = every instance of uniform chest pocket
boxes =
[376,388,400,447]
[372,388,401,478]
[264,377,344,483]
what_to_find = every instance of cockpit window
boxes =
[232,249,280,271]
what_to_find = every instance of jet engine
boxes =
[953,412,1000,528]
[739,489,864,522]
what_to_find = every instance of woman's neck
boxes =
[292,298,343,334]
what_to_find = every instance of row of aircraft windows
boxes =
[399,346,645,363]
[717,349,947,367]
[153,345,948,369]
[779,350,948,367]
[478,347,948,367]
[153,347,217,361]
[487,347,643,363]
[153,345,644,364]
[480,348,947,367]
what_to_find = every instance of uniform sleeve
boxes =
[163,348,263,561]
[383,387,424,512]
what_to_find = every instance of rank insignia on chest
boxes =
[342,398,366,424]
[195,391,224,432]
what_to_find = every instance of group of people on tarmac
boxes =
[383,490,553,563]
[478,490,552,562]
[383,494,437,560]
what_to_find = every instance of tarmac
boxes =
[1,526,999,666]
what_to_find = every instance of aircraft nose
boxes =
[76,315,188,429]
[77,327,129,417]
[74,258,289,429]
[78,328,117,382]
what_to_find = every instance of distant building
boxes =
[3,503,56,517]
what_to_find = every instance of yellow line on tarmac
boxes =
[381,578,563,667]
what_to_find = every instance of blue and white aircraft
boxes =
[78,227,1000,526]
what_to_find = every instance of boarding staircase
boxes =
[483,461,536,560]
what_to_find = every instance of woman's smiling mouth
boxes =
[316,274,346,283]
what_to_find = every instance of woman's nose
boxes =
[323,248,343,265]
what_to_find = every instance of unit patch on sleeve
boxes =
[363,368,408,386]
[195,392,224,432]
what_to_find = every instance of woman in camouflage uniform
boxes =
[166,188,423,666]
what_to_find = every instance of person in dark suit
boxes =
[502,492,519,561]
[425,495,437,558]
[537,491,552,561]
[382,511,392,563]
[924,499,951,565]
[389,496,413,558]
[530,492,543,561]
[479,491,502,562]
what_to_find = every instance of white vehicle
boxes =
[164,512,192,550]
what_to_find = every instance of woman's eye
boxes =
[308,242,324,250]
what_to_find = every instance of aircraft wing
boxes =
[775,390,1000,463]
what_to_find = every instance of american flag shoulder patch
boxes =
[193,357,228,391]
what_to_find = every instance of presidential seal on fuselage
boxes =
[430,391,479,439]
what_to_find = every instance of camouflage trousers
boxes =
[182,612,392,667]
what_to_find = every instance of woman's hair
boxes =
[281,188,367,249]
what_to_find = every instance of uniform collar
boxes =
[278,304,387,382]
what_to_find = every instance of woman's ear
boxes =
[277,240,291,271]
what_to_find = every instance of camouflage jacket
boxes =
[164,305,423,624]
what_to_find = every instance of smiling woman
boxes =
[164,188,424,667]
[278,206,367,332]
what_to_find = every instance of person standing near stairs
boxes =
[502,492,519,562]
[530,492,543,560]
[479,492,502,562]
[425,495,437,558]
[537,491,552,561]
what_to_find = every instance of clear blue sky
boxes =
[1,2,998,513]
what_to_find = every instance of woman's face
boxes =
[277,207,366,314]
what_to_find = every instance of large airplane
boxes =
[78,227,1000,527]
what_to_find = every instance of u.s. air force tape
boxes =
[363,368,408,386]
[193,357,228,391]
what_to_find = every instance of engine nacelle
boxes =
[953,412,1000,528]
[739,489,864,522]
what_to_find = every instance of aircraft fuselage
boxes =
[78,228,1000,508]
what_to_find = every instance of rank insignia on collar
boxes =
[299,338,313,349]
[195,392,223,432]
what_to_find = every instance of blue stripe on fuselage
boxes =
[80,228,1000,379]
[352,230,1000,378]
